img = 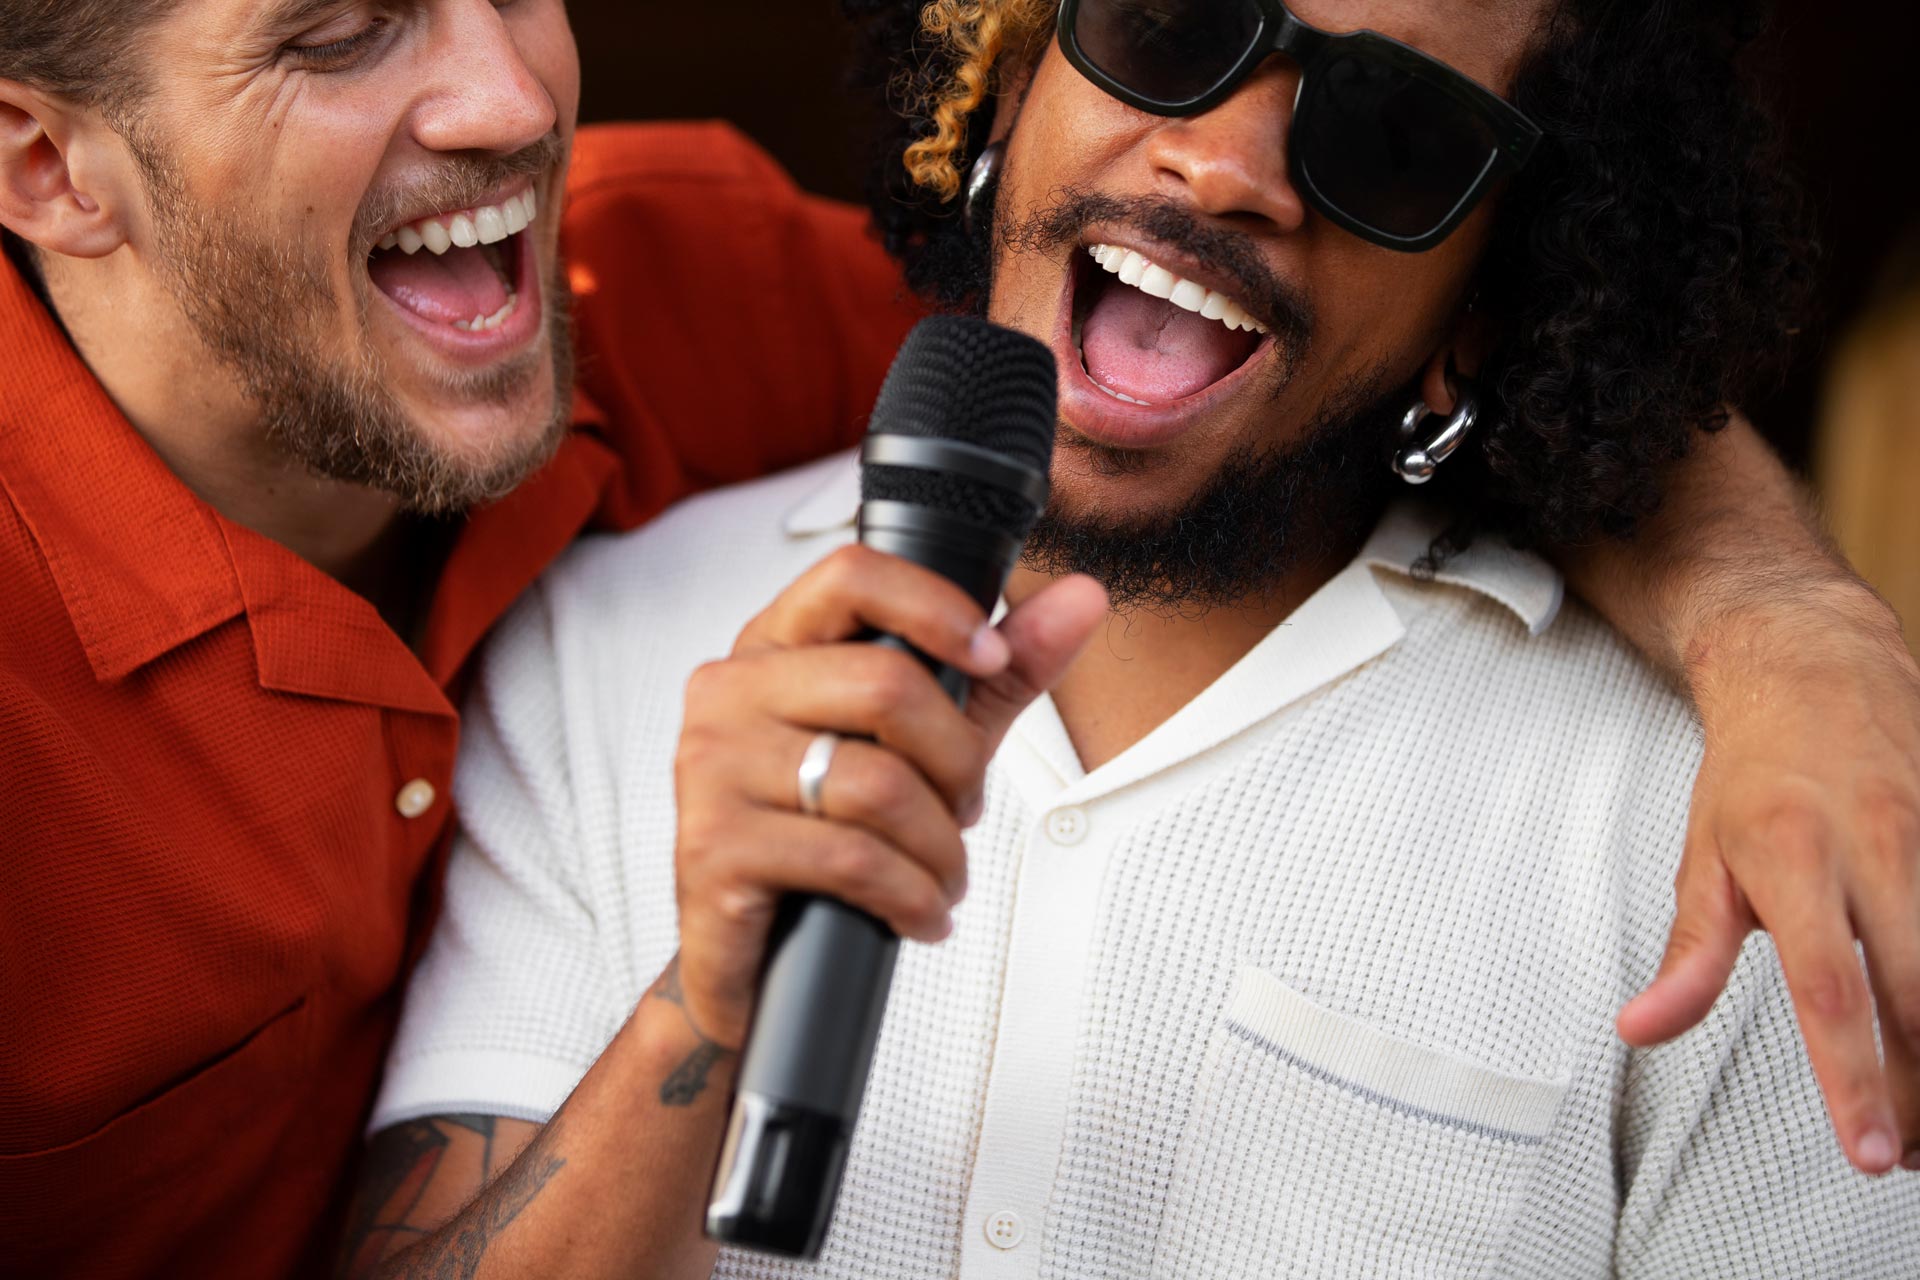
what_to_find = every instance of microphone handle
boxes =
[705,512,1018,1258]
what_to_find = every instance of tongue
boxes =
[1081,282,1258,403]
[368,243,510,326]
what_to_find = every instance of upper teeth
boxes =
[1086,244,1269,335]
[378,188,539,256]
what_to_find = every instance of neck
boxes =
[40,250,417,608]
[1008,536,1358,772]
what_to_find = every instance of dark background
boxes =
[567,0,1920,470]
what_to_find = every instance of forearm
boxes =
[364,969,736,1280]
[1557,414,1882,681]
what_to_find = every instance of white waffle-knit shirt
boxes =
[374,452,1920,1278]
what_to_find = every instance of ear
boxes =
[0,80,130,261]
[1418,296,1496,417]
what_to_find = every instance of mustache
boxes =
[353,132,567,254]
[1000,189,1313,367]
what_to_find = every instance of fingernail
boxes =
[968,625,1009,672]
[937,912,956,941]
[1857,1128,1898,1171]
[960,794,985,826]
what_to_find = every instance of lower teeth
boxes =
[455,288,518,332]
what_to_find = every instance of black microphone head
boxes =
[861,316,1058,539]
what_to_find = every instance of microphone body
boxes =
[706,319,1057,1259]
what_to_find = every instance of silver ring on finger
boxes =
[796,731,841,818]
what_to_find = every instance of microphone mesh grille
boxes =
[861,317,1058,538]
[864,316,1057,473]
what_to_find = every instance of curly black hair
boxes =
[841,0,1818,550]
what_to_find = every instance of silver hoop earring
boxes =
[1392,382,1479,485]
[963,141,1005,239]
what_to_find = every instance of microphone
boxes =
[705,316,1058,1258]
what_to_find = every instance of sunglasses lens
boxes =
[1297,52,1500,240]
[1072,0,1265,106]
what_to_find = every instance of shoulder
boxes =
[1384,563,1703,814]
[492,451,859,689]
[1366,552,1703,942]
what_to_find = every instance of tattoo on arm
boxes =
[338,1115,554,1280]
[651,954,735,1108]
[396,1134,566,1280]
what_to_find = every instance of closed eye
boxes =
[284,16,391,71]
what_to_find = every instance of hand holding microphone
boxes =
[668,318,1106,1255]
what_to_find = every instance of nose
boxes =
[1143,54,1307,235]
[411,0,557,156]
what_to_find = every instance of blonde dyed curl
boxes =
[901,0,1057,202]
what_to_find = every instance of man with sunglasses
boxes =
[343,0,1919,1276]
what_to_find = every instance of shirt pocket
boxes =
[0,996,311,1271]
[1151,966,1567,1280]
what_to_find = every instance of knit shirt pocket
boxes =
[1150,965,1568,1279]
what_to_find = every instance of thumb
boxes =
[966,574,1109,751]
[1616,847,1753,1046]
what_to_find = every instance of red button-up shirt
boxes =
[0,122,920,1278]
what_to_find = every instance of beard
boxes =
[1022,371,1402,612]
[981,176,1399,611]
[132,128,573,516]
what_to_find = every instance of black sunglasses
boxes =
[1057,0,1543,252]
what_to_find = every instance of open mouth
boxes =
[366,186,539,338]
[1069,243,1271,408]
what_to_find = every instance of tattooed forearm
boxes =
[650,954,735,1108]
[392,1135,566,1280]
[341,1122,443,1273]
[338,1115,540,1280]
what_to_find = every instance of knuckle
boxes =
[1859,788,1920,875]
[819,544,877,595]
[674,809,729,865]
[821,835,885,893]
[672,723,725,779]
[862,650,927,718]
[1761,805,1835,868]
[849,755,916,827]
[1794,960,1867,1024]
[897,882,951,938]
[708,881,772,933]
[683,659,735,709]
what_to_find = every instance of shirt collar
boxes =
[0,255,245,682]
[782,453,1565,803]
[781,452,1563,636]
[1357,500,1563,636]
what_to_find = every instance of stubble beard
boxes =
[134,131,574,516]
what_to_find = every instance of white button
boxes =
[395,778,437,819]
[1045,806,1089,845]
[984,1209,1025,1249]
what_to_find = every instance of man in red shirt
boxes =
[0,1,1912,1276]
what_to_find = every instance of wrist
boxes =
[1683,576,1908,713]
[624,961,741,1112]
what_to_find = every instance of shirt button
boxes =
[984,1209,1025,1250]
[1045,806,1089,845]
[395,778,438,819]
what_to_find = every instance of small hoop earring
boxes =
[1392,381,1479,485]
[963,141,1005,239]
